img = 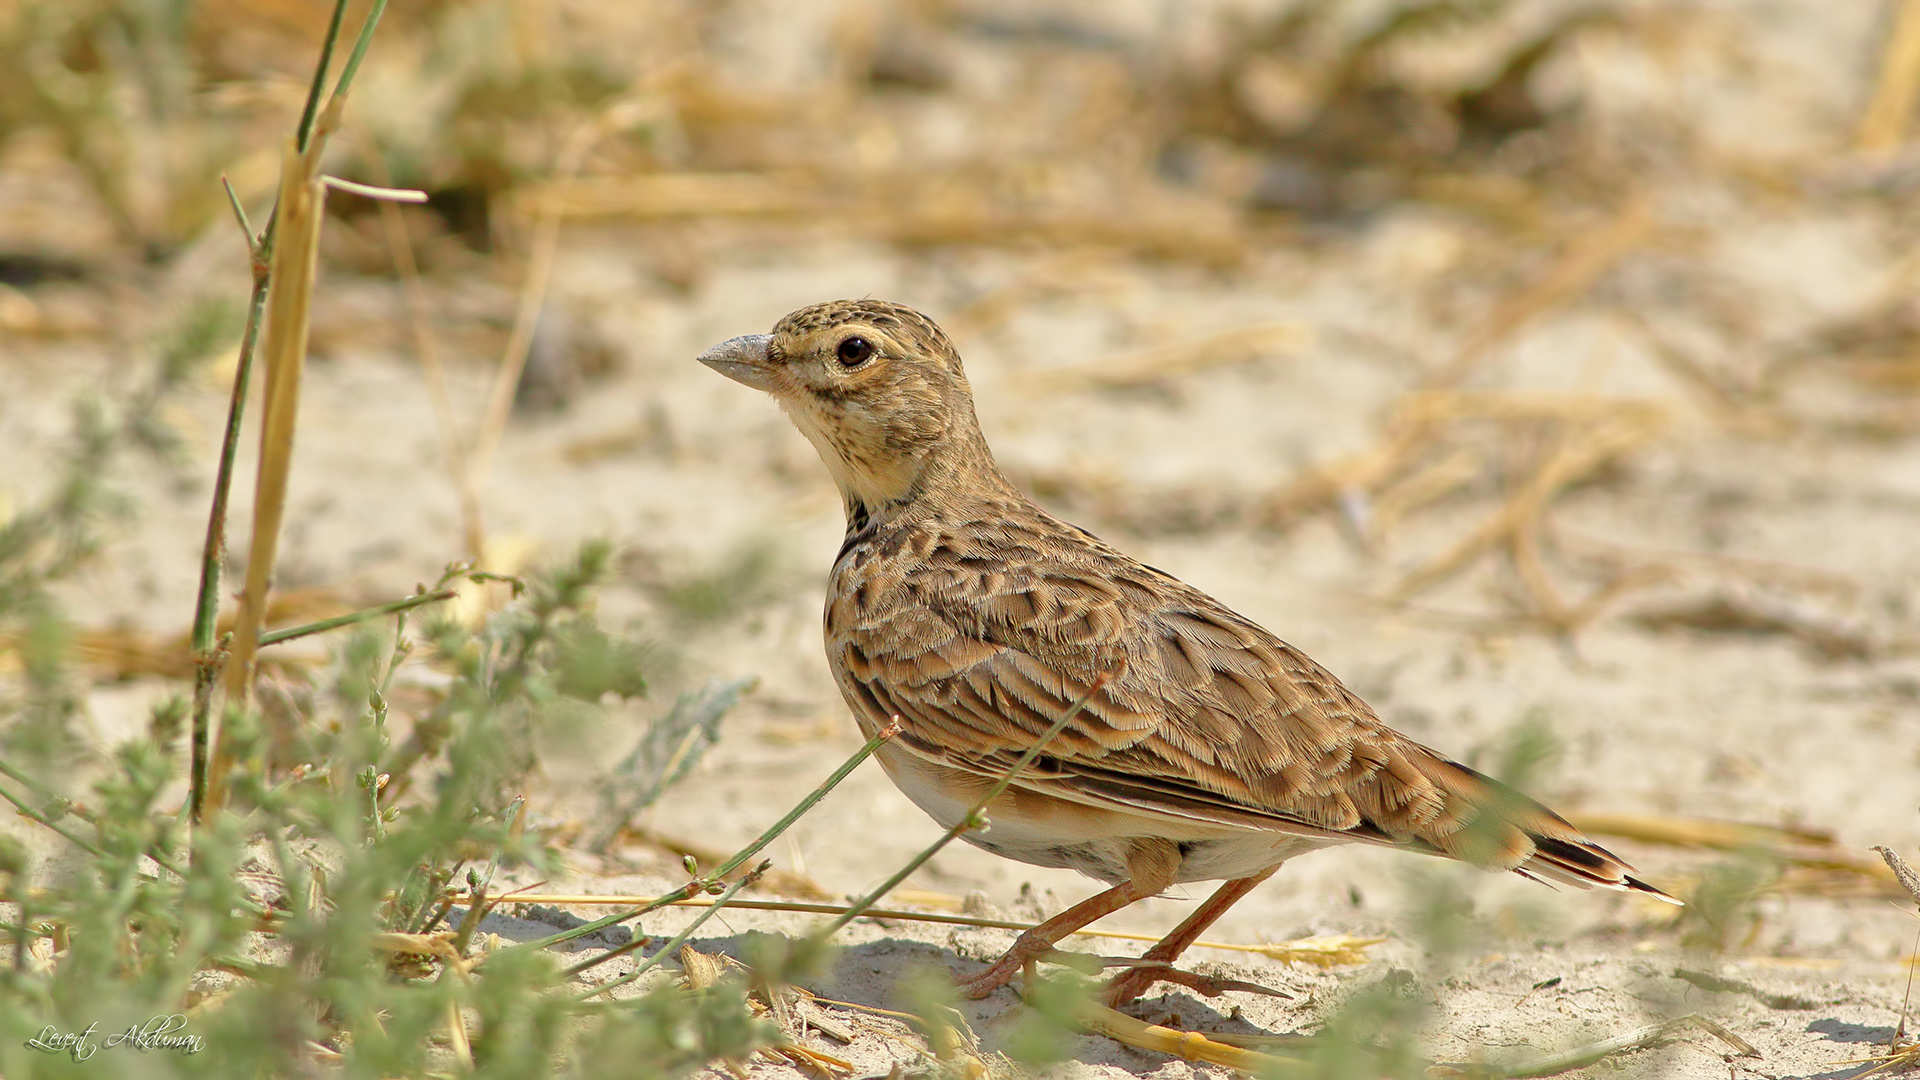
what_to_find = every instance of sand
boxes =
[3,1,1918,1076]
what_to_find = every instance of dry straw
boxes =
[363,144,484,560]
[1079,1006,1756,1078]
[472,890,1386,967]
[1430,195,1653,388]
[1262,389,1670,632]
[468,94,663,540]
[193,0,430,813]
[221,131,326,724]
[1859,0,1920,152]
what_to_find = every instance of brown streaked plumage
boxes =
[699,300,1675,1004]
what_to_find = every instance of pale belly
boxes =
[873,741,1331,886]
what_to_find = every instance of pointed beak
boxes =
[697,334,777,392]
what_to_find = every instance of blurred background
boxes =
[3,0,1919,998]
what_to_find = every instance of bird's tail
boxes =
[1417,757,1681,905]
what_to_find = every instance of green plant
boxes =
[584,676,755,853]
[651,537,788,628]
[1676,855,1776,953]
[0,295,236,764]
[0,541,777,1077]
[0,4,782,1075]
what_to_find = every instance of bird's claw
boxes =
[1101,961,1294,1008]
[953,957,1022,1000]
[955,945,1083,999]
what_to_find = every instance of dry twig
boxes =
[1572,813,1910,898]
[478,890,1383,966]
[1264,390,1669,631]
[1431,196,1654,387]
[1079,1001,1304,1073]
[469,94,663,544]
[1429,1014,1758,1079]
[364,142,485,562]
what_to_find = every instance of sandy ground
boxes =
[10,227,1917,1077]
[4,1,1920,1076]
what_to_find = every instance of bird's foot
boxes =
[1101,961,1294,1008]
[955,945,1081,1000]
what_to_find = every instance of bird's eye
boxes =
[836,336,874,367]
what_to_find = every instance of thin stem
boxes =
[378,607,412,699]
[294,0,351,153]
[0,756,68,804]
[0,780,101,857]
[188,264,269,824]
[515,879,704,957]
[328,0,391,112]
[318,175,426,202]
[220,175,255,242]
[556,924,643,981]
[258,588,457,647]
[711,718,900,881]
[572,864,768,999]
[820,679,1106,937]
[478,894,1037,930]
[271,829,312,928]
[503,721,899,955]
[696,900,1341,957]
[366,142,486,561]
[451,881,489,958]
[188,0,357,824]
[469,98,641,500]
[190,0,390,826]
[218,136,326,757]
[0,763,273,916]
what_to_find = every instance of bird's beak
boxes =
[697,334,777,392]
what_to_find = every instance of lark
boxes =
[700,300,1673,1005]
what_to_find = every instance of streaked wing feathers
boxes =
[828,500,1665,898]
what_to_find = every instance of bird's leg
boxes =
[956,840,1178,1001]
[1102,864,1279,1008]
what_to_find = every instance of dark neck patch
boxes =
[837,499,879,563]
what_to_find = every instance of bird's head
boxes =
[699,300,1003,514]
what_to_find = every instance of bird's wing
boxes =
[831,518,1668,898]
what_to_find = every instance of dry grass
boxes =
[1859,0,1920,152]
[1570,813,1915,901]
[4,1,1919,1075]
[1430,196,1656,389]
[219,133,326,722]
[1255,389,1672,631]
[1082,1004,1760,1078]
[490,888,1388,967]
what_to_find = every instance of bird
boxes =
[698,299,1674,1006]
